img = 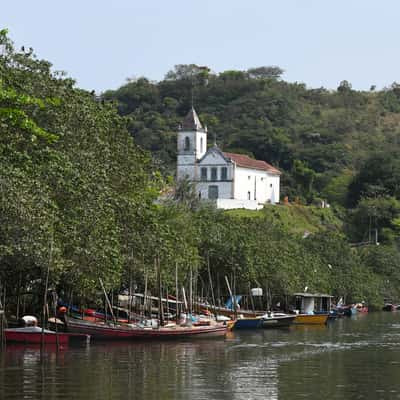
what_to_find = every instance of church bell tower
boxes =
[177,107,207,181]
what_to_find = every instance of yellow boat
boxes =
[293,314,329,325]
[291,292,332,325]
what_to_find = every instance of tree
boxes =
[247,66,284,80]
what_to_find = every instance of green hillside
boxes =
[103,64,400,206]
[225,204,342,235]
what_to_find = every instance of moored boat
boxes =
[64,316,227,340]
[229,312,296,330]
[290,292,332,325]
[261,313,296,328]
[4,326,88,345]
[293,314,329,325]
[229,318,262,330]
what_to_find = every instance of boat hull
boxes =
[261,315,296,328]
[5,329,69,345]
[293,314,328,325]
[65,318,227,340]
[231,318,262,330]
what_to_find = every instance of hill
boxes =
[103,64,400,207]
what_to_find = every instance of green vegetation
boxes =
[2,34,400,315]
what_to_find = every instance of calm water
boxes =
[1,312,400,399]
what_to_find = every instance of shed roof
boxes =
[293,292,333,298]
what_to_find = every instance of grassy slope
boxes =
[225,204,342,235]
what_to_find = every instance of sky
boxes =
[2,0,400,93]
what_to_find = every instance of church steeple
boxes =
[177,107,208,181]
[180,107,205,132]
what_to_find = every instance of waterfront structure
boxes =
[177,108,281,210]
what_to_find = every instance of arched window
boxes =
[184,136,190,151]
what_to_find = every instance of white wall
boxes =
[233,167,267,202]
[266,175,280,204]
[215,199,264,210]
[197,181,233,200]
[177,155,196,180]
[232,167,280,204]
[195,131,207,160]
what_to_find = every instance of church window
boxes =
[270,183,273,188]
[248,176,251,180]
[211,167,217,181]
[200,137,204,153]
[184,136,190,151]
[221,167,227,180]
[248,191,251,200]
[208,185,219,199]
[201,167,207,181]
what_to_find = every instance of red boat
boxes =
[5,327,70,345]
[64,317,227,340]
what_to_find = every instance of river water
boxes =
[1,312,400,400]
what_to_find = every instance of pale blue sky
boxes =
[2,1,399,92]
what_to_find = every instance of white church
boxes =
[177,108,281,210]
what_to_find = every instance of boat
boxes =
[63,316,227,340]
[229,318,263,330]
[229,312,295,330]
[260,312,296,328]
[198,296,265,319]
[293,314,329,325]
[337,304,357,316]
[291,292,332,325]
[383,303,397,311]
[4,326,89,345]
[355,303,368,313]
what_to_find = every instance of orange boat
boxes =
[293,314,329,325]
[291,292,333,325]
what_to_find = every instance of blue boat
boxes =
[231,318,263,330]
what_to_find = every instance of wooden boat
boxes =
[383,303,397,311]
[291,292,332,325]
[293,314,329,325]
[4,326,89,344]
[261,313,296,328]
[229,312,296,330]
[230,318,263,330]
[198,303,264,319]
[64,317,227,340]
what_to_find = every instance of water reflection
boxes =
[1,313,400,399]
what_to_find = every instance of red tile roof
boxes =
[223,152,281,175]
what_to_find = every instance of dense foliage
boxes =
[2,36,400,315]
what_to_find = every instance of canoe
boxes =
[64,317,227,340]
[293,314,329,325]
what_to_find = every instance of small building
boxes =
[176,108,281,210]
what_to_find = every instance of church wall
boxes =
[195,131,207,160]
[265,175,280,204]
[197,181,233,200]
[234,167,271,202]
[199,150,228,166]
[177,155,197,180]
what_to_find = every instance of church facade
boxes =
[177,108,281,210]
